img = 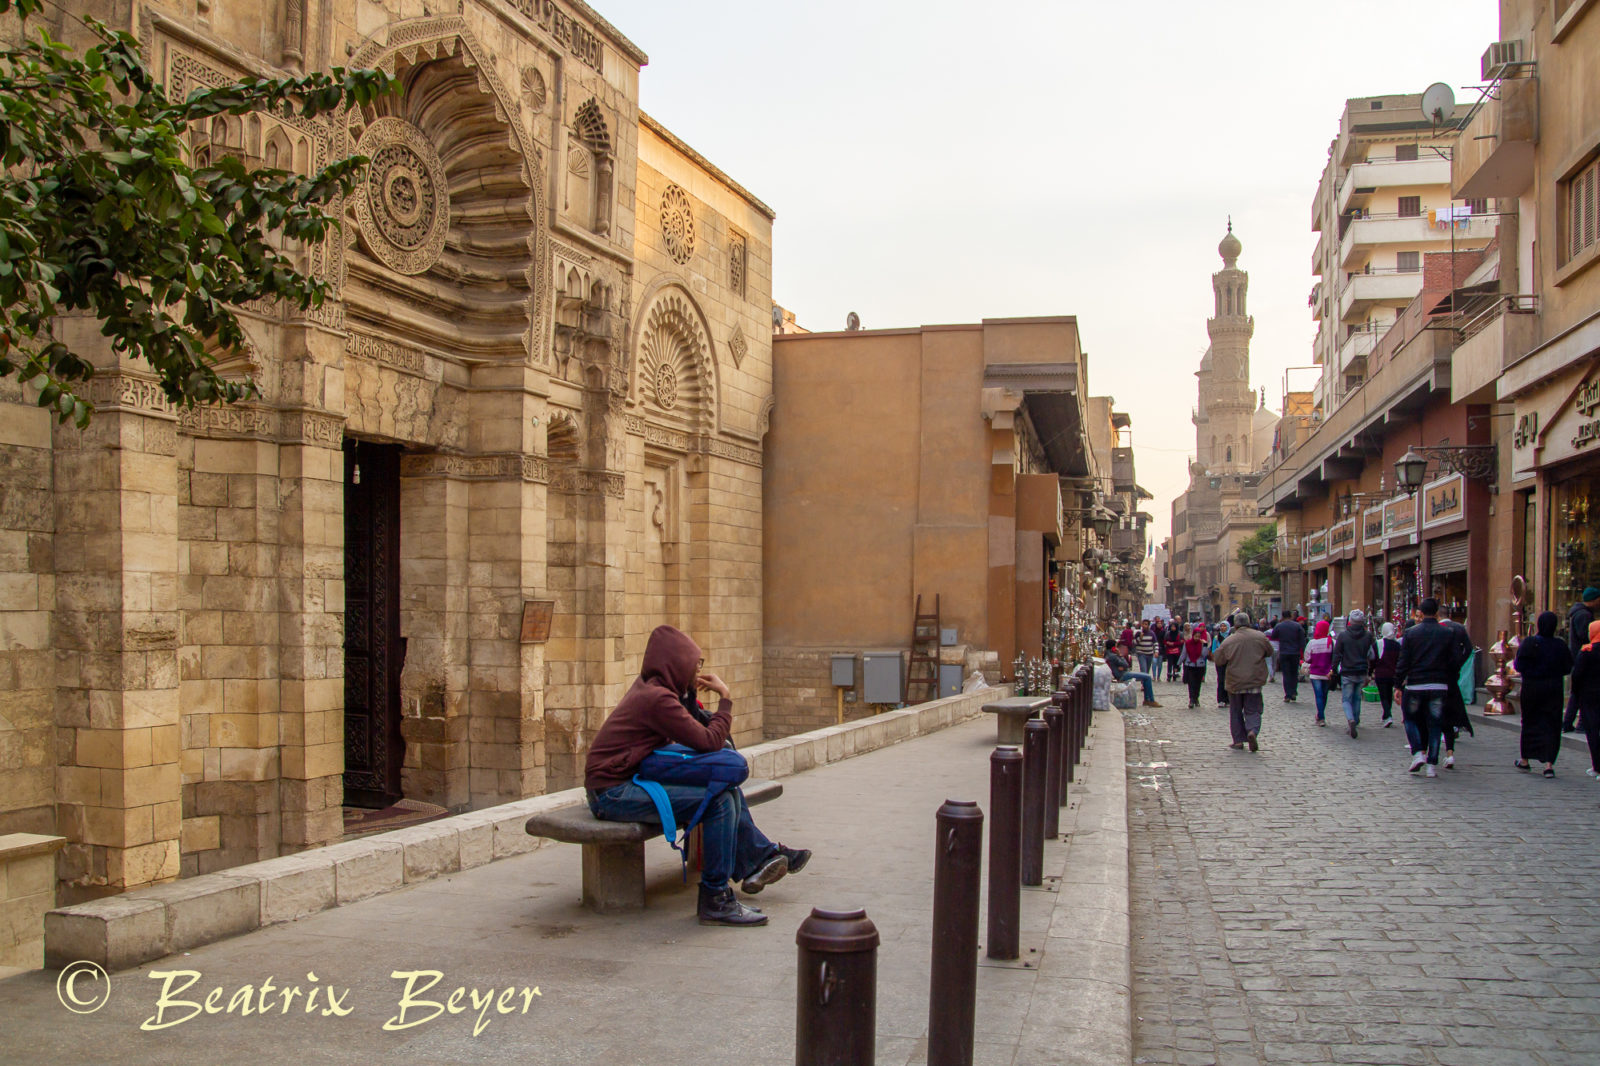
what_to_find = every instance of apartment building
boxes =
[1310,94,1497,410]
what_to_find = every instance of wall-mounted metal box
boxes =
[829,654,855,688]
[940,627,958,647]
[939,663,963,699]
[862,652,903,704]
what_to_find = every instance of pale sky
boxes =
[602,0,1496,544]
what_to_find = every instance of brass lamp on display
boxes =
[1484,576,1530,716]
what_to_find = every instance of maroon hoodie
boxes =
[583,625,733,790]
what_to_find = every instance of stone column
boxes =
[53,370,182,900]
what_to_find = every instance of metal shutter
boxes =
[1428,534,1470,575]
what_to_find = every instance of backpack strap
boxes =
[631,775,681,852]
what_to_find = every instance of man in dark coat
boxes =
[1270,615,1307,702]
[1396,598,1469,777]
[1562,587,1600,731]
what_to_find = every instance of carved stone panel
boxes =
[354,117,451,276]
[660,184,695,265]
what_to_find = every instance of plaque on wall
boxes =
[520,601,555,643]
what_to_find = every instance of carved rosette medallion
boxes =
[660,184,695,265]
[354,117,450,275]
[654,362,679,409]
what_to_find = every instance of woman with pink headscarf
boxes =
[1304,619,1336,726]
[1572,620,1600,778]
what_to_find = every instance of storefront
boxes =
[1511,358,1600,615]
[1363,504,1386,616]
[1381,493,1421,624]
[1300,528,1329,619]
[1327,518,1358,615]
[1421,472,1471,623]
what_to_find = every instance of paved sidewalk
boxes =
[1128,673,1600,1066]
[1,710,1129,1066]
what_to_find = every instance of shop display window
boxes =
[1552,474,1599,603]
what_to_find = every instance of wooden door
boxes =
[343,439,405,808]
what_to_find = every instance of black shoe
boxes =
[1247,731,1258,752]
[698,884,768,926]
[1349,722,1358,739]
[777,845,811,876]
[739,853,789,895]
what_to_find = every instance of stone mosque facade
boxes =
[1168,226,1277,622]
[0,0,775,898]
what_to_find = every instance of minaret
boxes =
[1201,220,1256,473]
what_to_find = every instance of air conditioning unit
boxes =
[1481,39,1523,81]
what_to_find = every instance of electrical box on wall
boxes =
[862,652,903,704]
[939,663,963,698]
[829,654,855,688]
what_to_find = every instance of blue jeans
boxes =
[1137,653,1155,676]
[1121,671,1155,702]
[589,781,775,891]
[1340,676,1366,725]
[1403,690,1447,764]
[1310,678,1329,720]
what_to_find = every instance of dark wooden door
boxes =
[343,439,405,808]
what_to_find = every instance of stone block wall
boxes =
[0,392,56,841]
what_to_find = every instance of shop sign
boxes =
[1421,473,1465,530]
[1362,505,1385,547]
[1516,365,1600,473]
[1383,494,1418,543]
[1301,528,1328,564]
[1328,519,1357,558]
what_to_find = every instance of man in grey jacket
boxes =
[1212,611,1275,752]
[1333,609,1377,739]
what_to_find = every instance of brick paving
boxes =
[1127,674,1600,1066]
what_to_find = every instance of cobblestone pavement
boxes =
[1127,674,1600,1066]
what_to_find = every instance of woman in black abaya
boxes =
[1513,610,1574,777]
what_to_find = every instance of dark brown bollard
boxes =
[796,907,880,1066]
[1061,677,1078,791]
[986,746,1023,961]
[1043,703,1064,837]
[1020,719,1048,886]
[929,799,983,1066]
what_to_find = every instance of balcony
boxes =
[1338,270,1422,322]
[1110,527,1145,562]
[1337,327,1380,373]
[1453,77,1537,199]
[1312,232,1325,276]
[1336,156,1452,214]
[1443,293,1539,402]
[1111,447,1136,492]
[1339,212,1496,269]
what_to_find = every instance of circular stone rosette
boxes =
[354,117,450,276]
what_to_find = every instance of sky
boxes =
[600,0,1497,544]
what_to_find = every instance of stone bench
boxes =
[525,779,783,913]
[982,695,1051,745]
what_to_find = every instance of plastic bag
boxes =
[1110,681,1139,710]
[962,671,990,694]
[1092,661,1113,711]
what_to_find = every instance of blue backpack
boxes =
[632,744,749,874]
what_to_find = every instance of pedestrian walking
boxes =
[1213,611,1274,752]
[1271,614,1306,702]
[1372,622,1400,727]
[1305,619,1335,726]
[1440,615,1475,768]
[1333,609,1376,738]
[1562,587,1600,731]
[1396,598,1469,778]
[1180,624,1209,708]
[1513,610,1574,778]
[1266,617,1280,683]
[1162,628,1182,682]
[1133,620,1159,678]
[1572,620,1600,778]
[1211,621,1231,706]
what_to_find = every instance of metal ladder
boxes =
[906,593,941,704]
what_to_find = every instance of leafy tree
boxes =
[0,0,393,426]
[1235,522,1280,592]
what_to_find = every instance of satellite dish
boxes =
[1421,82,1456,127]
[845,311,861,331]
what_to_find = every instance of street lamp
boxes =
[1091,512,1114,539]
[1244,557,1261,581]
[1394,449,1430,495]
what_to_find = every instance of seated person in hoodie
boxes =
[585,625,810,927]
[1104,639,1161,707]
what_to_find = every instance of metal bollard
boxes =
[1043,703,1064,837]
[986,746,1023,961]
[796,907,880,1066]
[1060,678,1078,791]
[1020,719,1048,886]
[929,799,983,1066]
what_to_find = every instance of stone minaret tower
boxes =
[1195,221,1257,473]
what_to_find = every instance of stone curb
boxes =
[1023,707,1132,1066]
[44,686,1003,971]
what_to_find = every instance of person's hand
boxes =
[696,673,731,700]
